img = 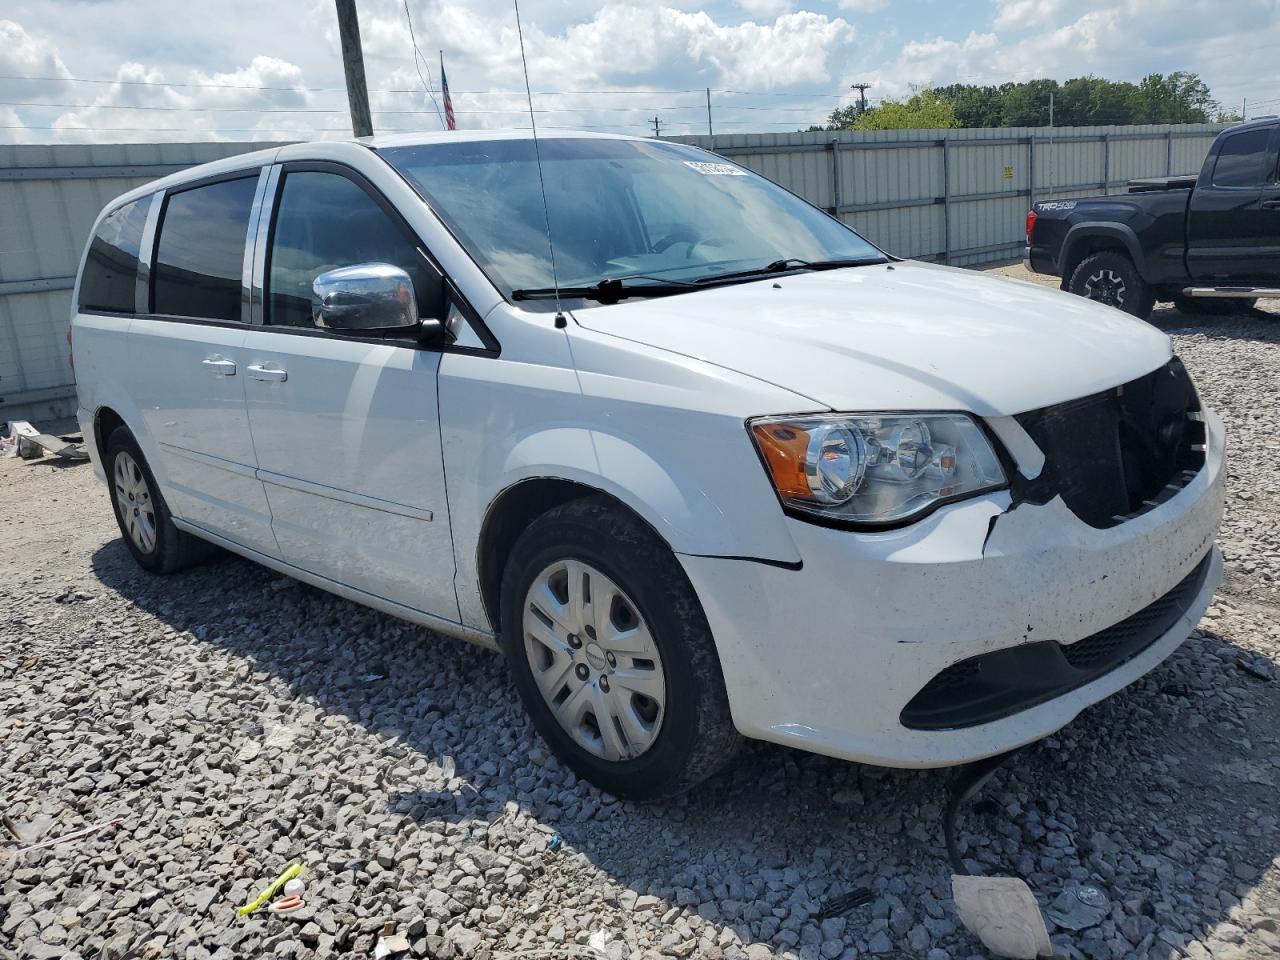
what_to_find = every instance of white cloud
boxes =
[1,0,1278,143]
[0,20,73,98]
[992,0,1063,31]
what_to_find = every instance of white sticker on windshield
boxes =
[683,161,747,176]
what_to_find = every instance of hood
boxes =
[570,261,1173,416]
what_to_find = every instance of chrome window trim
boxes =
[241,167,273,325]
[134,191,164,315]
[250,164,283,326]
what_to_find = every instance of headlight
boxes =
[749,412,1007,526]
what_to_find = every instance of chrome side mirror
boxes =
[312,262,421,334]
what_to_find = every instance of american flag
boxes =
[440,53,456,131]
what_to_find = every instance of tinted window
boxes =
[1211,129,1273,187]
[79,198,149,313]
[267,171,438,328]
[153,177,257,321]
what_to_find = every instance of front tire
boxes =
[105,426,212,574]
[1069,251,1154,319]
[499,496,741,800]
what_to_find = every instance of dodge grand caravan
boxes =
[72,131,1225,799]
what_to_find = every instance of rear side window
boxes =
[266,171,440,328]
[78,198,149,313]
[153,176,257,322]
[1211,128,1273,187]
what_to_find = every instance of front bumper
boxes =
[679,409,1226,768]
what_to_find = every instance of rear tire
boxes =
[1173,295,1257,315]
[1068,251,1154,319]
[105,426,214,574]
[499,496,741,801]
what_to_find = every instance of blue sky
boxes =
[2,0,1277,142]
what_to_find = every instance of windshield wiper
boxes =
[512,274,698,305]
[693,256,887,285]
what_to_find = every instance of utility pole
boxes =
[651,115,662,138]
[334,0,373,138]
[706,88,713,137]
[1242,96,1247,120]
[849,82,872,116]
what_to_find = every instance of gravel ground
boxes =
[2,265,1279,960]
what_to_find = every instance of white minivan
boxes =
[73,131,1225,799]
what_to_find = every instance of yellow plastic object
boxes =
[238,863,303,917]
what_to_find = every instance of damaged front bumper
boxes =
[678,410,1225,768]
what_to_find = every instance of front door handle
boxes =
[247,363,288,383]
[1262,199,1280,209]
[201,356,237,376]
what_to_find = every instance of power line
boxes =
[0,74,876,100]
[0,99,844,116]
[402,0,444,127]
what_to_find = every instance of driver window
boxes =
[267,171,434,328]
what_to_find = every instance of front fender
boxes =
[439,329,811,632]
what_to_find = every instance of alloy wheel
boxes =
[1083,268,1127,308]
[113,450,157,553]
[522,559,666,761]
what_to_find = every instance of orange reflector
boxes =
[751,422,811,499]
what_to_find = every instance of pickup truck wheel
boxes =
[1069,251,1154,319]
[1173,295,1257,315]
[105,426,214,574]
[499,495,741,801]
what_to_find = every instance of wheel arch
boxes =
[1060,223,1145,288]
[476,477,670,633]
[94,405,127,464]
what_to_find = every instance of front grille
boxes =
[1012,358,1205,528]
[900,552,1212,731]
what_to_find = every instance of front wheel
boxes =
[499,496,741,800]
[1068,251,1154,319]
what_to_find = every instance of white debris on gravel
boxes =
[2,266,1279,960]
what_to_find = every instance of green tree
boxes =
[1129,72,1219,123]
[824,90,958,131]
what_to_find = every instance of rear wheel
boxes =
[105,426,213,573]
[499,496,741,800]
[1068,251,1154,319]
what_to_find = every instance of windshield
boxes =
[379,137,885,304]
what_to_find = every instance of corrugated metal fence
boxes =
[1,124,1228,424]
[675,122,1228,266]
[0,141,284,424]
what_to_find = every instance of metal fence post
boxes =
[1102,132,1111,194]
[941,136,951,263]
[1166,130,1173,174]
[829,138,842,217]
[1028,135,1036,205]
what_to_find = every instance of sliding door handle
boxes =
[247,363,288,383]
[1261,199,1280,209]
[201,356,237,376]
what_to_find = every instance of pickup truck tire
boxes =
[1068,251,1155,319]
[1173,295,1257,315]
[105,426,215,574]
[499,495,741,801]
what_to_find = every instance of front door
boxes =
[1187,124,1276,284]
[241,165,459,620]
[128,172,280,558]
[1256,128,1280,283]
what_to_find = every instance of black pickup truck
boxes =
[1026,117,1280,318]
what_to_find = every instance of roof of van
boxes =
[364,129,644,148]
[93,129,660,219]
